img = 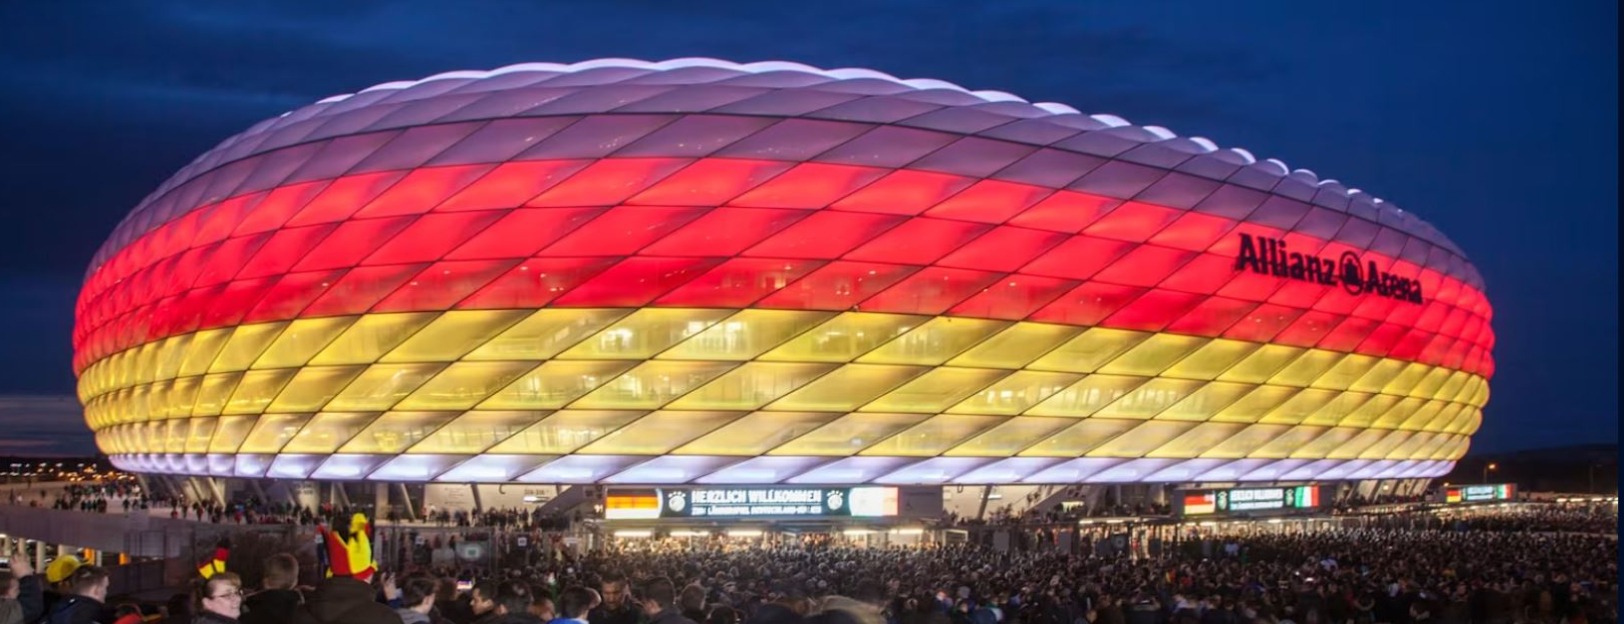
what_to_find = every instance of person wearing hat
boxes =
[291,513,402,624]
[37,564,112,624]
[12,555,82,623]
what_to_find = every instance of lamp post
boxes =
[1482,462,1497,484]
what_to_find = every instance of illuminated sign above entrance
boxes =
[605,487,899,520]
[1178,485,1323,517]
[1442,483,1515,504]
[1234,233,1424,304]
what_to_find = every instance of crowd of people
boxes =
[936,489,1454,528]
[1425,506,1617,535]
[4,483,580,532]
[2,503,1612,624]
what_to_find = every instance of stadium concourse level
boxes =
[10,482,1453,529]
[5,483,1617,535]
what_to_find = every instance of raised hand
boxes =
[9,557,32,579]
[381,571,401,601]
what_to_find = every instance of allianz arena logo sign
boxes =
[1233,233,1424,304]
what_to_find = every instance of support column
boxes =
[247,479,268,504]
[158,475,183,502]
[197,477,212,504]
[334,483,352,509]
[395,483,416,520]
[469,484,483,512]
[34,540,45,572]
[1354,480,1378,500]
[976,486,993,520]
[374,483,390,518]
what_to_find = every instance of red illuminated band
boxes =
[76,159,1495,378]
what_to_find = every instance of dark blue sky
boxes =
[0,1,1614,455]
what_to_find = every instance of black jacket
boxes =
[12,574,44,623]
[291,577,403,624]
[590,605,644,624]
[650,608,699,624]
[37,595,109,624]
[192,612,241,624]
[489,614,547,624]
[241,588,303,624]
[439,601,476,624]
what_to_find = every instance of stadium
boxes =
[72,58,1492,492]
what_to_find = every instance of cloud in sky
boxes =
[0,395,96,456]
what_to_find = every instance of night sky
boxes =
[0,2,1614,456]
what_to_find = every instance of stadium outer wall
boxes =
[71,59,1492,486]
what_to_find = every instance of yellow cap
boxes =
[46,555,82,584]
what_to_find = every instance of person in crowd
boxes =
[290,567,399,624]
[435,578,474,624]
[36,565,112,624]
[681,584,708,624]
[746,602,803,624]
[593,572,643,624]
[487,580,543,624]
[109,603,144,624]
[193,571,245,624]
[529,592,556,623]
[469,581,501,623]
[293,512,400,624]
[23,554,86,621]
[394,574,443,624]
[637,577,698,624]
[159,593,193,624]
[0,558,35,624]
[551,586,595,624]
[0,575,14,624]
[241,553,302,624]
[707,606,741,624]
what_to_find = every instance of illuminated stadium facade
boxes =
[73,59,1492,488]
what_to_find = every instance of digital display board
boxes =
[1178,485,1322,517]
[605,487,899,520]
[1442,483,1514,504]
